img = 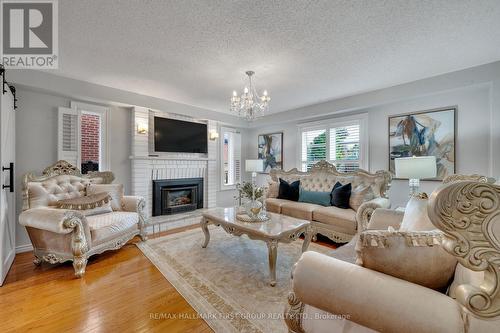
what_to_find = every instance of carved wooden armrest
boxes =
[355,197,391,232]
[122,195,145,213]
[19,207,89,235]
[428,181,500,318]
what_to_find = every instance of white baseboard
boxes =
[16,243,33,254]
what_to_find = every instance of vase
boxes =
[245,200,263,218]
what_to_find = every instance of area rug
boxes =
[137,226,331,333]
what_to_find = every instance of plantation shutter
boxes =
[57,107,79,166]
[233,132,242,184]
[329,123,361,172]
[300,129,327,171]
[221,127,242,187]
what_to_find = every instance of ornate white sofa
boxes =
[19,161,147,277]
[266,161,392,243]
[285,177,500,333]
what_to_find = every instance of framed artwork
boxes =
[388,107,456,180]
[258,132,283,173]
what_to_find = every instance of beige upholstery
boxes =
[365,208,404,231]
[26,175,101,208]
[329,208,403,263]
[399,195,435,231]
[291,252,464,333]
[265,198,289,213]
[313,206,357,235]
[285,179,500,333]
[266,161,392,243]
[356,230,457,289]
[87,212,139,245]
[87,183,125,211]
[19,161,147,278]
[281,201,319,220]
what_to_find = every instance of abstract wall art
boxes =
[389,107,456,180]
[258,132,283,173]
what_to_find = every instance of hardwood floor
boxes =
[1,225,212,333]
[1,225,337,333]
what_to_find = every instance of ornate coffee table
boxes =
[200,207,313,286]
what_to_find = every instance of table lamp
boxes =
[245,159,264,216]
[395,156,437,197]
[246,159,264,186]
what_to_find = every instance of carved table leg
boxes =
[267,239,278,287]
[200,219,210,248]
[302,226,313,253]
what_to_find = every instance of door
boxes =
[0,86,16,286]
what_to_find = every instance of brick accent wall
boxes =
[81,113,100,163]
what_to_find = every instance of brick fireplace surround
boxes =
[130,107,217,220]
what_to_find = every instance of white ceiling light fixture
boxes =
[230,71,270,121]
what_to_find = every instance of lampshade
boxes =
[246,159,264,173]
[395,156,437,179]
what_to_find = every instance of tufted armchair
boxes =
[285,176,500,333]
[19,161,147,277]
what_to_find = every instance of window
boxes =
[299,115,367,172]
[58,102,109,173]
[220,127,241,188]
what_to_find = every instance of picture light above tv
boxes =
[152,116,208,154]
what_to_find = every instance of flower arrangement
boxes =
[236,182,264,200]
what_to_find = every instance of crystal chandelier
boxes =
[230,71,270,121]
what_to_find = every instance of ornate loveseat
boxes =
[19,161,147,277]
[285,177,500,333]
[266,161,392,243]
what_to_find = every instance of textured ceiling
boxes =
[55,0,500,115]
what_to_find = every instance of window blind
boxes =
[329,124,360,172]
[221,127,241,187]
[299,120,363,172]
[301,129,326,171]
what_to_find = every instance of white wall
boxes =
[11,70,247,252]
[244,64,500,208]
[14,86,243,251]
[367,85,491,207]
[15,89,132,249]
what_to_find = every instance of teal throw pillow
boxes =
[298,188,331,206]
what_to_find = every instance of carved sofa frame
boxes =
[284,175,500,332]
[267,161,392,243]
[19,161,147,277]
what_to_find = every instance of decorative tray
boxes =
[236,213,270,223]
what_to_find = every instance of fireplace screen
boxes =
[164,187,197,208]
[152,178,204,216]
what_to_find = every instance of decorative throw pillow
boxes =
[349,185,374,211]
[399,195,435,231]
[86,183,124,211]
[277,178,300,201]
[355,229,457,290]
[56,193,113,216]
[330,182,352,208]
[267,181,279,198]
[298,188,331,206]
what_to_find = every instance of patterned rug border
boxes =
[137,227,264,333]
[137,226,328,333]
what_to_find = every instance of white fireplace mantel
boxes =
[129,155,216,161]
[130,107,218,218]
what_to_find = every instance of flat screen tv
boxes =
[153,117,208,154]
